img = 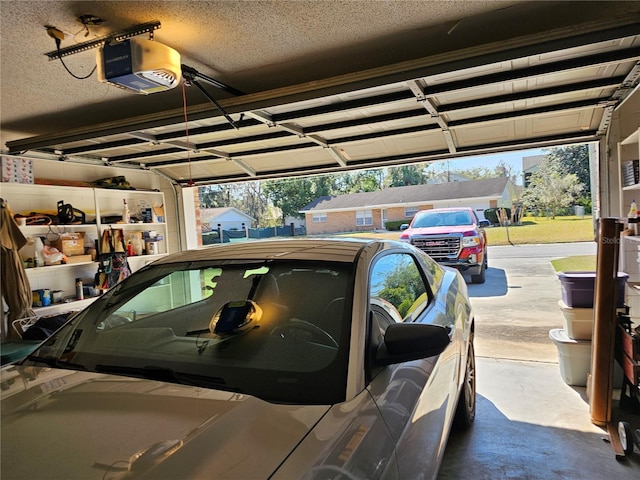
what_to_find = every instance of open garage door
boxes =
[3,3,640,187]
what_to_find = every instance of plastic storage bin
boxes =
[549,328,591,387]
[557,271,628,308]
[558,300,593,340]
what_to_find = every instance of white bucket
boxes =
[558,300,593,340]
[549,328,591,387]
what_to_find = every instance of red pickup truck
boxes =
[400,207,489,283]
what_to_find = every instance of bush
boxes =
[385,220,410,231]
[484,207,513,226]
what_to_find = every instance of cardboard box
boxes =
[64,254,92,264]
[52,233,85,256]
[152,206,165,223]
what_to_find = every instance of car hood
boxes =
[1,366,329,479]
[406,225,474,236]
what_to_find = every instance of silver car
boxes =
[1,238,475,479]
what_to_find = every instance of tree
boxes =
[448,160,519,183]
[238,181,268,227]
[264,176,340,224]
[544,144,591,210]
[199,182,268,226]
[343,169,385,192]
[386,164,427,187]
[199,184,231,208]
[522,156,583,218]
[545,144,590,190]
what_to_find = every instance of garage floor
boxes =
[438,245,640,479]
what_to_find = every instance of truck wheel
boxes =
[471,260,486,284]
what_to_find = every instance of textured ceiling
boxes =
[0,0,517,145]
[2,1,640,186]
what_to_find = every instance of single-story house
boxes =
[301,177,517,235]
[200,207,255,233]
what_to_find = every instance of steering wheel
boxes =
[271,319,338,348]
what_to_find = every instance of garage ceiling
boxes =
[2,1,640,187]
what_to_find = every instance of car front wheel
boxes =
[453,335,476,430]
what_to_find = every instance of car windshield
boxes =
[412,210,472,227]
[26,260,354,405]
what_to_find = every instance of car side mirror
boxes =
[375,323,450,366]
[479,220,490,228]
[400,224,409,231]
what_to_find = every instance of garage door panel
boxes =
[219,135,313,154]
[451,122,515,147]
[425,60,514,87]
[241,147,333,171]
[533,37,640,65]
[529,111,599,137]
[319,114,436,138]
[154,160,240,182]
[431,80,513,104]
[288,97,419,127]
[341,131,448,160]
[7,19,640,185]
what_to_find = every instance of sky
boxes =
[429,147,546,178]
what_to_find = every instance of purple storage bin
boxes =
[557,271,628,308]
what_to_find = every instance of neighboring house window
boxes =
[312,213,327,223]
[404,206,418,217]
[356,209,373,226]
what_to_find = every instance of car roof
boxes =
[152,237,379,265]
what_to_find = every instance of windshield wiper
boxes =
[94,364,238,391]
[25,355,87,370]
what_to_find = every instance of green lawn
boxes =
[341,215,596,246]
[550,255,597,272]
[485,216,595,246]
[340,215,598,271]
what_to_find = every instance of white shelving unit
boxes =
[0,182,169,317]
[93,188,169,272]
[617,127,640,217]
[618,129,640,324]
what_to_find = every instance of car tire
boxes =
[453,334,476,431]
[470,260,486,284]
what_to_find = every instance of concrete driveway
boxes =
[468,242,597,363]
[438,242,640,479]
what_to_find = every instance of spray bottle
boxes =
[122,199,131,224]
[629,199,638,235]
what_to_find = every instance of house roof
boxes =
[301,177,511,212]
[200,207,255,222]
